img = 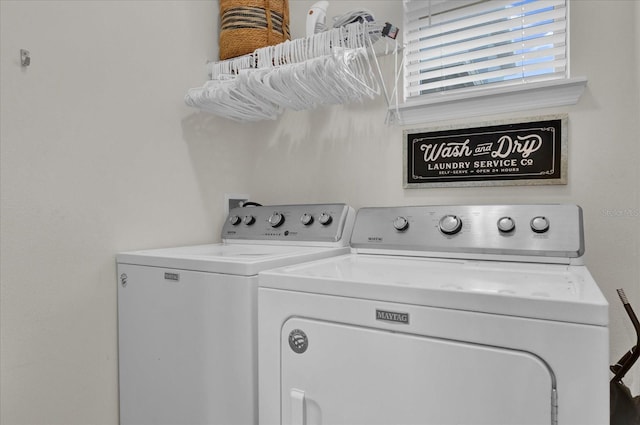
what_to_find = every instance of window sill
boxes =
[391,77,588,126]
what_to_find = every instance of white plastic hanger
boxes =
[188,22,388,121]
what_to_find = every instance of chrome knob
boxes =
[268,212,285,228]
[530,216,550,233]
[497,216,515,233]
[393,216,409,231]
[318,212,333,226]
[229,215,241,226]
[243,215,256,225]
[300,213,314,226]
[439,215,462,235]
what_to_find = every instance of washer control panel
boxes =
[222,204,355,244]
[351,204,584,259]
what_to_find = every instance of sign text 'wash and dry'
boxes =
[404,116,567,188]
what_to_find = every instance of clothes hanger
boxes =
[189,21,387,121]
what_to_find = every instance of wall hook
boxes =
[20,49,30,67]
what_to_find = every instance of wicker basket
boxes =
[219,0,290,61]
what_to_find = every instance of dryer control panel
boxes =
[350,204,584,262]
[222,204,355,245]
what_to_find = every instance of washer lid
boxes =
[259,254,608,326]
[117,243,350,276]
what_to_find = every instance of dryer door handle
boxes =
[290,388,306,425]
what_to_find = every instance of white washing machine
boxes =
[117,203,355,425]
[259,204,609,425]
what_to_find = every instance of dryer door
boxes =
[281,318,555,425]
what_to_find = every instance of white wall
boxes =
[1,0,638,423]
[0,1,250,423]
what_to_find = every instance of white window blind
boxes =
[403,0,568,100]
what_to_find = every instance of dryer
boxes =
[117,203,354,425]
[258,204,609,425]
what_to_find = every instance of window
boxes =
[394,0,586,125]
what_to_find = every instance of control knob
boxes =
[318,212,333,226]
[393,216,409,231]
[439,215,462,235]
[530,216,550,233]
[229,215,241,226]
[497,216,516,233]
[243,215,256,225]
[268,212,285,228]
[300,213,314,226]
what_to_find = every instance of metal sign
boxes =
[376,309,410,324]
[164,272,180,281]
[404,115,567,188]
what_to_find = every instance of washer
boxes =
[117,203,354,425]
[259,204,609,425]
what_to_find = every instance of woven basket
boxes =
[219,0,290,61]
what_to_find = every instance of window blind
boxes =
[403,0,568,100]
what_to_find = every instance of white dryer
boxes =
[117,203,354,425]
[258,204,609,425]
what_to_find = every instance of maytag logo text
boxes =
[376,309,409,324]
